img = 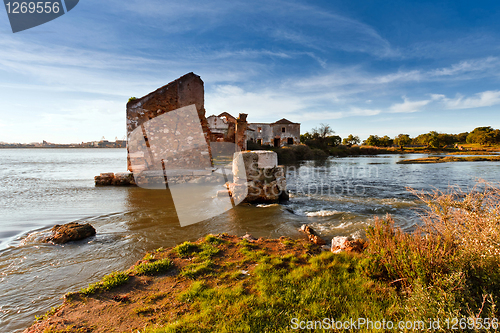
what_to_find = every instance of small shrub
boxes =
[275,147,296,164]
[197,243,220,261]
[134,258,173,276]
[290,144,314,160]
[173,241,199,258]
[80,271,129,295]
[311,148,327,159]
[204,234,227,245]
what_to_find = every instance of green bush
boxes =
[289,144,314,160]
[173,241,199,258]
[134,258,173,276]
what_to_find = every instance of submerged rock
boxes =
[43,222,96,244]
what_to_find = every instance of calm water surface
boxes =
[1,148,499,332]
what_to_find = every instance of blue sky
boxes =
[0,0,499,143]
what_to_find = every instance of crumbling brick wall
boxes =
[126,72,212,172]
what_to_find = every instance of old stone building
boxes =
[247,118,300,147]
[206,114,300,148]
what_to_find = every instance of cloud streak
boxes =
[437,90,500,109]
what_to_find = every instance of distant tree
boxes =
[455,132,469,143]
[394,134,412,150]
[326,135,342,147]
[302,124,339,149]
[312,123,334,140]
[436,133,456,147]
[467,126,496,145]
[365,135,380,146]
[300,132,313,143]
[414,133,431,146]
[428,131,441,148]
[342,134,360,147]
[378,135,393,147]
[493,129,500,143]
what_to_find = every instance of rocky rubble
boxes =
[331,236,367,253]
[299,224,326,245]
[94,172,136,186]
[299,224,367,253]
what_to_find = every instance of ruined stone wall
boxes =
[126,73,211,172]
[247,123,273,145]
[272,123,300,145]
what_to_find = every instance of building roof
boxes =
[218,112,236,120]
[271,118,300,125]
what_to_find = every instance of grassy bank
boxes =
[27,182,500,333]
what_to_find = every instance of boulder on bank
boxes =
[43,222,96,244]
[331,236,367,254]
[299,225,326,245]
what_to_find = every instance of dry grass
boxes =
[365,180,500,321]
[364,215,458,287]
[411,180,500,260]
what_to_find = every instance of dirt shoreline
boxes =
[24,234,320,333]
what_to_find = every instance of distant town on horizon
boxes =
[0,138,127,149]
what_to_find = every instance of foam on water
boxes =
[305,210,342,217]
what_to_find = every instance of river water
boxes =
[1,148,499,332]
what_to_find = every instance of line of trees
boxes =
[301,125,500,150]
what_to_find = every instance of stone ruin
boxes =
[96,72,287,208]
[126,72,211,174]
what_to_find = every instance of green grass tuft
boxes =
[204,234,227,245]
[34,306,60,322]
[80,271,129,295]
[173,241,199,258]
[180,260,214,279]
[134,258,173,276]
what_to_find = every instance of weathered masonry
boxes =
[247,118,300,147]
[98,72,288,207]
[126,72,212,173]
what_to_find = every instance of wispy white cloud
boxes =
[292,107,380,121]
[436,90,500,109]
[430,57,500,77]
[389,97,431,113]
[349,107,382,116]
[206,85,306,120]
